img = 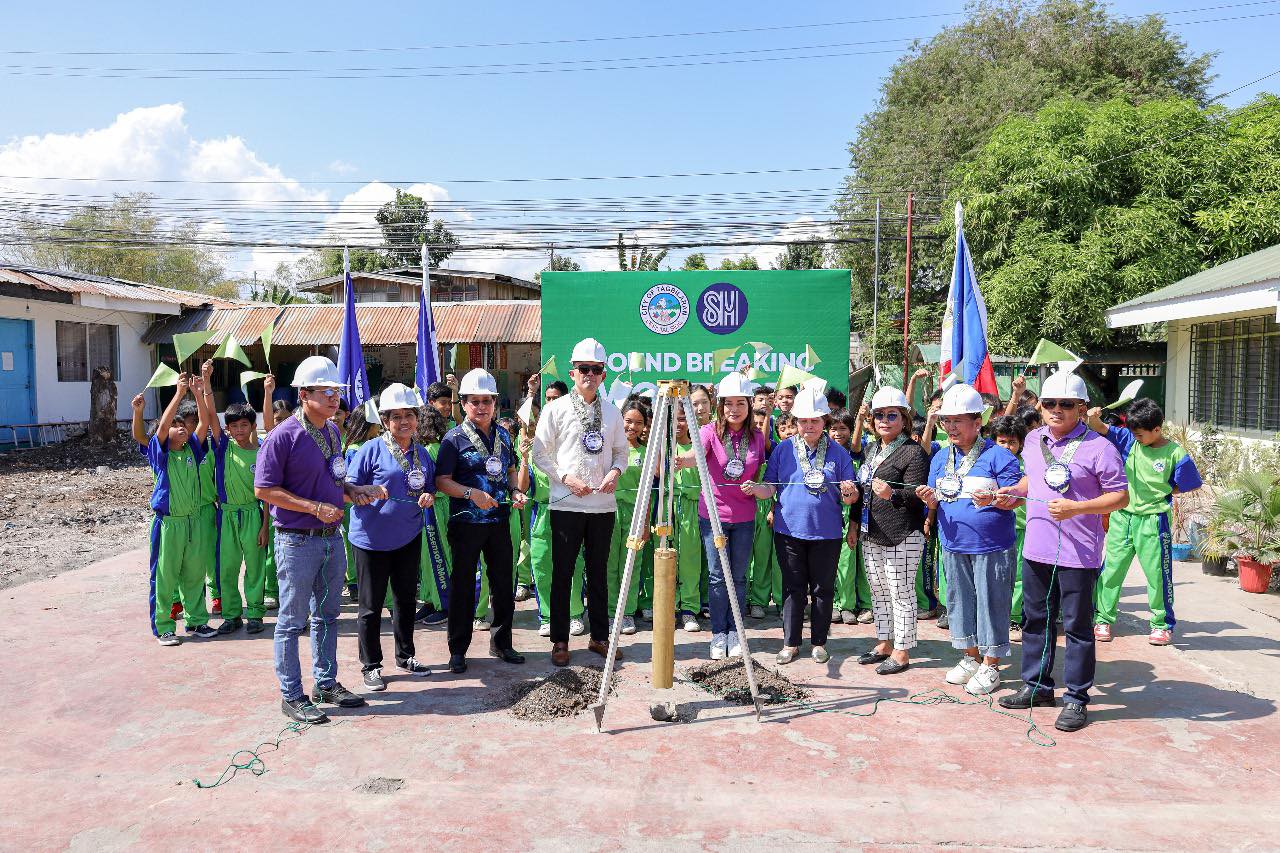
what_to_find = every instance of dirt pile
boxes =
[684,658,810,705]
[490,666,617,721]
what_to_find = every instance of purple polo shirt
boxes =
[1022,421,1127,569]
[697,422,767,524]
[254,414,345,529]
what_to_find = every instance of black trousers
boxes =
[353,534,421,672]
[775,533,841,648]
[550,510,614,643]
[1020,558,1097,705]
[446,521,514,656]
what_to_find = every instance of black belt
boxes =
[275,525,341,537]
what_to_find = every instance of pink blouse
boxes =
[697,422,766,524]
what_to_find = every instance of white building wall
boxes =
[1166,318,1193,425]
[0,295,157,423]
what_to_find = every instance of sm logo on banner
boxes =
[696,283,748,335]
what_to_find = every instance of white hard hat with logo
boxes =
[939,383,984,416]
[1041,369,1088,401]
[459,368,499,397]
[716,372,756,399]
[791,387,831,419]
[378,382,423,413]
[291,355,346,388]
[570,338,607,364]
[870,386,910,411]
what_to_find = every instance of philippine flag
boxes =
[938,201,998,395]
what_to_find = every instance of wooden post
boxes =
[651,548,677,690]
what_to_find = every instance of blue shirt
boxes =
[434,420,515,524]
[927,438,1023,554]
[145,432,204,517]
[346,437,436,551]
[767,437,857,541]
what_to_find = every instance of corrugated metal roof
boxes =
[0,265,255,309]
[1109,242,1280,311]
[145,300,542,347]
[298,266,539,293]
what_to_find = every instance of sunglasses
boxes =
[573,363,605,375]
[304,387,340,398]
[872,411,900,423]
[1040,399,1079,411]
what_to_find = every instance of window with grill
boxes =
[1189,316,1279,432]
[56,321,119,382]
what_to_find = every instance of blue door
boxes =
[0,318,35,426]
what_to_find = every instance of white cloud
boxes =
[328,159,359,174]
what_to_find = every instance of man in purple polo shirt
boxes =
[255,356,384,724]
[981,369,1127,733]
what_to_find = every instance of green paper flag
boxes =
[1105,379,1144,410]
[238,370,269,395]
[172,330,215,365]
[146,363,180,388]
[260,323,274,368]
[982,404,994,426]
[747,340,773,357]
[538,355,559,379]
[1026,338,1079,367]
[213,335,252,367]
[804,344,822,369]
[777,363,818,391]
[711,346,738,372]
[628,351,645,372]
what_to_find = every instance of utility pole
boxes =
[872,198,881,384]
[902,192,914,382]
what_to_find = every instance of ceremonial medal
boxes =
[791,434,830,494]
[582,429,604,454]
[1039,428,1086,495]
[485,455,504,477]
[723,429,748,481]
[406,468,426,491]
[724,457,746,481]
[937,474,963,501]
[329,455,347,480]
[1044,462,1071,493]
[802,468,826,491]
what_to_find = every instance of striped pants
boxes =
[863,531,926,651]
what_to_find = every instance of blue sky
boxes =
[1,1,1276,281]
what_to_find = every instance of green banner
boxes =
[541,270,851,395]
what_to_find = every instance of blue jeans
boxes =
[942,546,1015,658]
[273,530,346,702]
[700,518,753,636]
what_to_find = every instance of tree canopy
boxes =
[833,0,1216,362]
[320,189,458,275]
[953,94,1280,353]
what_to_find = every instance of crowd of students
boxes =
[135,340,1201,733]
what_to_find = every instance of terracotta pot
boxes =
[1237,557,1274,594]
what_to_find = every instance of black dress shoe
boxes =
[490,644,526,664]
[857,651,890,665]
[998,684,1057,710]
[1055,702,1088,732]
[282,697,329,724]
[311,681,367,708]
[448,653,467,674]
[875,658,910,675]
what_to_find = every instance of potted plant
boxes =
[1200,471,1280,594]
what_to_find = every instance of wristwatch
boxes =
[462,488,473,502]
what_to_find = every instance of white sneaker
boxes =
[620,615,637,635]
[569,618,586,636]
[641,608,653,620]
[157,631,181,647]
[965,663,1001,696]
[474,618,491,631]
[945,656,981,686]
[710,633,728,660]
[831,610,843,624]
[681,614,702,633]
[726,630,742,657]
[749,605,766,619]
[538,622,551,638]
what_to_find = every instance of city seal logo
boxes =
[639,284,690,335]
[696,282,749,335]
[1152,459,1167,473]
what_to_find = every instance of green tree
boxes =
[717,255,759,270]
[16,193,236,296]
[952,94,1280,354]
[833,0,1215,363]
[681,252,709,271]
[320,189,458,275]
[773,242,826,270]
[617,233,668,271]
[536,251,581,284]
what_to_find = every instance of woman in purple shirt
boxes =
[676,373,766,660]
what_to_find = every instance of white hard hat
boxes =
[939,383,984,416]
[791,387,831,419]
[378,382,422,413]
[716,372,756,399]
[570,337,607,364]
[871,386,909,412]
[459,368,498,397]
[291,355,346,388]
[1041,369,1088,401]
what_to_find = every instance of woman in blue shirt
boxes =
[748,388,859,665]
[347,384,436,692]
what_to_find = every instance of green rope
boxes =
[192,720,316,788]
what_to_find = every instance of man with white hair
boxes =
[981,369,1127,732]
[532,338,630,667]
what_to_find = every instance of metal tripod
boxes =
[590,380,763,731]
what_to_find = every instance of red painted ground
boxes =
[2,550,1278,851]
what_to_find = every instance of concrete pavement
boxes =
[2,550,1278,851]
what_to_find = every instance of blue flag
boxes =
[338,248,371,410]
[415,242,441,400]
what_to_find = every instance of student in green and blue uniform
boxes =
[132,376,216,645]
[341,403,380,600]
[672,415,706,632]
[605,396,653,635]
[991,415,1029,628]
[208,400,270,635]
[260,393,293,609]
[415,403,453,626]
[828,409,874,624]
[749,411,795,614]
[1087,399,1202,646]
